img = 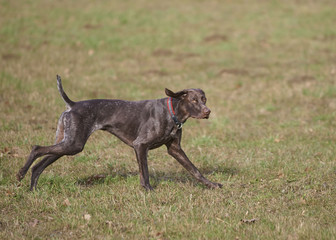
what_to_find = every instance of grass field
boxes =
[1,0,336,239]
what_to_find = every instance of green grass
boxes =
[1,0,336,239]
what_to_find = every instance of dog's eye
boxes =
[192,99,198,103]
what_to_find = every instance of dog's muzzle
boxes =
[203,108,211,119]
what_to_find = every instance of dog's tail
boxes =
[56,75,75,108]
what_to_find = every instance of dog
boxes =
[17,75,223,190]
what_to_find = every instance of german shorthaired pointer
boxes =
[17,75,223,190]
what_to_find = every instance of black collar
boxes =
[167,97,183,129]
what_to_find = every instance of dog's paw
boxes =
[142,184,154,191]
[16,171,24,182]
[206,182,223,189]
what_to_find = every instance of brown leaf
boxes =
[63,198,71,206]
[105,220,113,227]
[277,171,284,179]
[84,214,91,221]
[29,219,39,227]
[88,49,94,56]
[299,198,306,204]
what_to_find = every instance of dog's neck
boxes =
[171,98,190,124]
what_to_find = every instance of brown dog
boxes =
[17,75,223,190]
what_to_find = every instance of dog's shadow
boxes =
[76,165,239,188]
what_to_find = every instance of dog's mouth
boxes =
[194,113,210,119]
[203,114,210,119]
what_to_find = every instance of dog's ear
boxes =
[165,88,188,99]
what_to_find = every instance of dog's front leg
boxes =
[133,143,153,191]
[166,140,222,189]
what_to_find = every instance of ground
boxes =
[0,0,336,239]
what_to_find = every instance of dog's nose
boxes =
[204,108,211,115]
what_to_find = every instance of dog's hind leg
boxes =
[17,145,43,182]
[28,113,91,190]
[30,155,61,191]
[17,112,89,185]
[16,113,67,182]
[26,136,86,190]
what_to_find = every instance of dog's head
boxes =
[165,88,211,119]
